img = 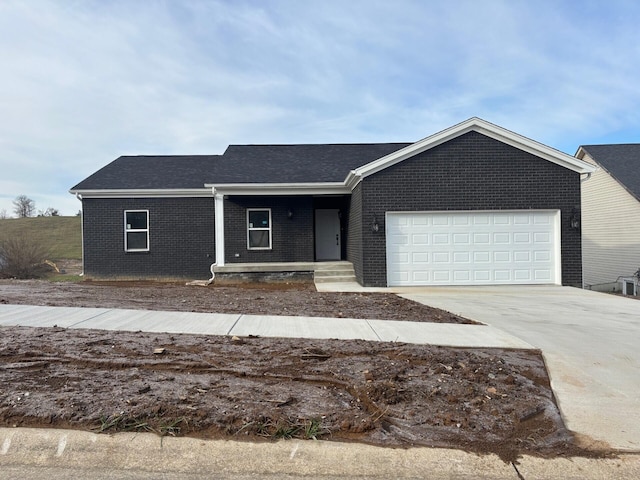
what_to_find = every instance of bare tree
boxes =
[0,209,7,220]
[38,207,59,217]
[12,195,36,218]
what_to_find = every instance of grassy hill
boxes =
[0,216,82,260]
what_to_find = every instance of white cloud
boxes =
[0,0,639,215]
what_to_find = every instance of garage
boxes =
[386,211,560,286]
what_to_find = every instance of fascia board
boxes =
[353,117,596,178]
[575,146,590,160]
[68,188,212,198]
[344,170,362,190]
[205,182,350,196]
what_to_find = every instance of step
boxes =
[314,268,355,277]
[314,275,358,283]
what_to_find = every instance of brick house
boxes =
[70,118,595,287]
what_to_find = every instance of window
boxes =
[124,210,149,252]
[247,209,271,250]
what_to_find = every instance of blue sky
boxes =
[0,0,639,216]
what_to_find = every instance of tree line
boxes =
[0,195,72,219]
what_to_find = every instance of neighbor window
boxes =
[124,210,149,252]
[247,209,271,250]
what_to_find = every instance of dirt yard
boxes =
[0,280,608,463]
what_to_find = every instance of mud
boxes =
[0,280,610,462]
[0,279,474,323]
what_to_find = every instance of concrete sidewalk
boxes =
[1,427,639,480]
[0,303,532,349]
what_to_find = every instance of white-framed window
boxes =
[247,208,271,250]
[124,210,149,252]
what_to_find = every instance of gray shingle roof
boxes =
[70,143,411,191]
[581,144,640,201]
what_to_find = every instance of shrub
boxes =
[0,235,50,279]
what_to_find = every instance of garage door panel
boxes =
[493,232,510,244]
[474,270,491,281]
[534,232,550,243]
[473,233,490,244]
[386,211,559,286]
[474,251,490,262]
[433,234,449,244]
[453,233,470,244]
[412,234,429,244]
[412,252,429,263]
[453,252,470,263]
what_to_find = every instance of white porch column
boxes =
[214,190,225,266]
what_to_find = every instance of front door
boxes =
[315,209,341,260]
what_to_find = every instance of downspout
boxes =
[74,192,85,277]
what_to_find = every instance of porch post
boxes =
[214,190,225,266]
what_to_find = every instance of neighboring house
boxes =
[576,144,640,293]
[70,117,595,287]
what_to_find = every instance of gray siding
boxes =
[82,197,215,280]
[358,131,583,287]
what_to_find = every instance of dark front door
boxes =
[315,209,341,260]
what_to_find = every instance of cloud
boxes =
[0,0,639,215]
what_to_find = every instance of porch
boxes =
[212,261,356,285]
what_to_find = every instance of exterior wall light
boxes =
[371,214,380,232]
[570,207,580,231]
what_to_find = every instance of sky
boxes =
[0,0,639,216]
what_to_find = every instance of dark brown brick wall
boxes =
[82,197,215,280]
[347,183,364,283]
[358,131,583,287]
[223,196,314,263]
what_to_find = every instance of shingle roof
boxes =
[71,155,223,190]
[581,144,640,201]
[70,143,411,191]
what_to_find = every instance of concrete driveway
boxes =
[399,285,640,452]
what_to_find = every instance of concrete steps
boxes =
[314,262,357,284]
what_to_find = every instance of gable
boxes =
[577,144,640,202]
[359,131,580,210]
[346,117,595,189]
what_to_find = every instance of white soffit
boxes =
[68,188,212,198]
[206,182,350,196]
[352,117,596,181]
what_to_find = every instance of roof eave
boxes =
[69,188,213,198]
[354,117,596,177]
[205,182,350,196]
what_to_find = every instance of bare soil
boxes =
[0,279,610,463]
[0,279,474,323]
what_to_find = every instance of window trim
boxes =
[247,208,272,250]
[124,210,150,252]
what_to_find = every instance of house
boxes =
[576,144,640,293]
[70,117,595,287]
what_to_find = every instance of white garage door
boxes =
[386,211,560,286]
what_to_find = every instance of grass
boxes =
[0,216,81,261]
[46,274,83,283]
[95,414,187,437]
[237,417,330,440]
